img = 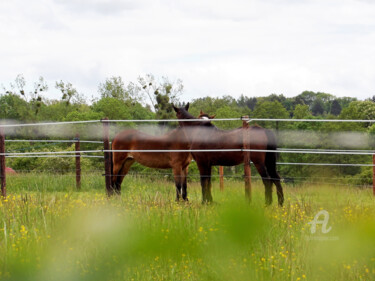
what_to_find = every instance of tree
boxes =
[330,99,342,116]
[98,76,130,101]
[91,97,154,121]
[3,74,48,117]
[340,101,375,121]
[311,98,325,116]
[126,74,183,122]
[56,80,82,105]
[294,91,317,107]
[252,101,289,119]
[0,93,31,120]
[214,106,243,129]
[190,96,240,117]
[237,95,257,111]
[293,104,311,119]
[92,97,133,120]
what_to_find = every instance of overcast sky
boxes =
[1,0,374,102]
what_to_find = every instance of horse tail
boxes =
[264,129,280,179]
[110,140,114,182]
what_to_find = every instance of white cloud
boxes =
[53,0,142,15]
[1,0,375,103]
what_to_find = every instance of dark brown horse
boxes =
[111,127,192,200]
[173,103,284,206]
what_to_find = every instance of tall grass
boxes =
[0,173,374,280]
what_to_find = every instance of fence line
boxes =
[2,148,374,156]
[247,118,375,123]
[1,117,375,128]
[1,150,102,156]
[5,139,103,144]
[4,170,369,181]
[6,155,104,158]
[278,162,374,167]
[102,148,375,156]
[3,152,375,166]
[1,116,375,197]
[0,120,100,128]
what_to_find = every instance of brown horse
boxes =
[173,103,284,206]
[111,127,192,200]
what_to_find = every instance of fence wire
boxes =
[1,117,374,189]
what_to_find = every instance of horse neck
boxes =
[179,122,217,146]
[168,127,190,147]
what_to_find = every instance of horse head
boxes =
[172,103,191,121]
[198,110,216,120]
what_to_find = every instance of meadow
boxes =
[0,173,374,281]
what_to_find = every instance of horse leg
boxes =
[112,156,135,195]
[181,165,189,201]
[172,167,183,201]
[197,163,212,203]
[267,166,284,206]
[254,163,273,206]
[111,153,125,195]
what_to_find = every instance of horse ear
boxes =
[200,110,203,115]
[172,104,179,113]
[185,102,190,111]
[210,114,216,119]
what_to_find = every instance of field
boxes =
[1,173,375,281]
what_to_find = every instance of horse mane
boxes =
[250,123,262,129]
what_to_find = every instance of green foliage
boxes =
[252,101,289,119]
[98,76,130,101]
[237,95,257,111]
[0,93,31,120]
[2,73,375,186]
[311,98,325,116]
[92,97,132,120]
[214,105,246,129]
[340,101,375,121]
[293,104,311,119]
[7,144,100,173]
[189,96,239,117]
[330,99,342,116]
[55,80,80,105]
[38,101,87,121]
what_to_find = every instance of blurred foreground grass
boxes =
[0,173,375,280]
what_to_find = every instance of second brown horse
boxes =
[173,103,284,206]
[111,127,192,200]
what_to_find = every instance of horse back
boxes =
[189,126,270,166]
[112,128,191,169]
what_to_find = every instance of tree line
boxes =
[1,74,375,186]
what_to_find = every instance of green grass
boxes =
[1,173,375,280]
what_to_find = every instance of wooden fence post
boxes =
[0,126,6,198]
[373,154,375,196]
[102,118,112,196]
[219,166,224,191]
[242,116,251,201]
[75,134,81,190]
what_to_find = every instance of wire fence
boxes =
[1,117,374,127]
[5,139,103,144]
[1,117,374,194]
